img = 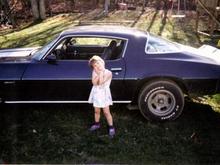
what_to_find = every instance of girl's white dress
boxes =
[88,69,113,108]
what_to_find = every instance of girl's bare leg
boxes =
[103,106,113,126]
[103,106,115,137]
[89,107,101,131]
[94,107,101,123]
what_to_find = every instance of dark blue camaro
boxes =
[0,25,220,121]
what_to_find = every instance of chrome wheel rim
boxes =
[146,89,176,116]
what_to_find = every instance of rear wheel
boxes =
[138,80,184,121]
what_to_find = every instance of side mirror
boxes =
[46,54,57,64]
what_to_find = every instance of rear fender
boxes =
[132,76,188,104]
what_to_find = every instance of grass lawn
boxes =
[0,8,220,164]
[1,102,220,164]
[0,8,206,48]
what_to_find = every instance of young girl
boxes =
[88,55,115,137]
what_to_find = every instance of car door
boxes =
[19,58,127,103]
[19,35,128,103]
[105,59,128,101]
[20,59,91,102]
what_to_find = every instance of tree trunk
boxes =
[30,0,46,21]
[142,0,146,11]
[71,0,75,10]
[47,0,52,16]
[93,0,98,8]
[104,0,110,15]
[30,0,39,20]
[39,0,46,20]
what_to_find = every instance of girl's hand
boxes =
[93,69,98,76]
[92,70,99,85]
[99,70,104,77]
[94,67,100,75]
[94,66,104,75]
[98,69,112,85]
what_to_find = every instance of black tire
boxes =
[138,80,184,121]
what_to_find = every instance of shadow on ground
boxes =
[0,101,220,164]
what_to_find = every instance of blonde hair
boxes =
[88,55,105,68]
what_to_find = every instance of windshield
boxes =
[146,34,180,54]
[32,35,60,60]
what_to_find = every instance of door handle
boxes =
[4,81,15,84]
[111,68,122,72]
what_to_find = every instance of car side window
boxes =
[146,41,159,53]
[46,36,126,61]
[146,35,180,54]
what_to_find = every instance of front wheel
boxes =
[138,80,184,121]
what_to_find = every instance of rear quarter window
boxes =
[145,35,180,54]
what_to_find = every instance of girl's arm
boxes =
[98,70,112,85]
[92,71,100,85]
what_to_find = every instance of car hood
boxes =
[0,47,40,62]
[0,47,39,57]
[181,44,220,65]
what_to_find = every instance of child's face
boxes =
[92,60,104,72]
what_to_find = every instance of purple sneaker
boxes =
[109,127,115,138]
[89,123,100,131]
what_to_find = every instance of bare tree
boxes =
[104,0,110,15]
[142,0,146,10]
[30,0,46,21]
[39,0,46,19]
[93,0,99,8]
[30,0,39,19]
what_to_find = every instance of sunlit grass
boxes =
[206,94,220,113]
[0,9,205,48]
[0,14,79,48]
